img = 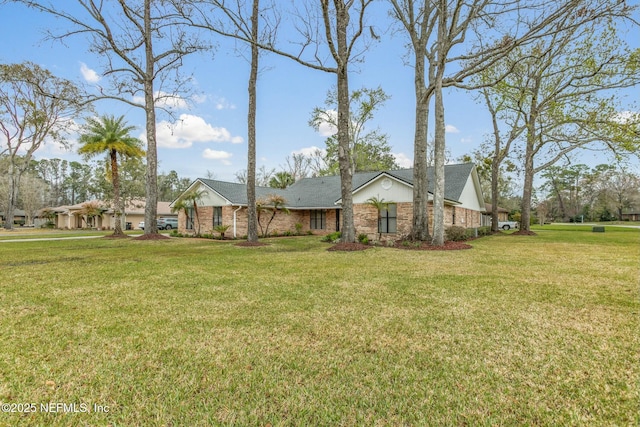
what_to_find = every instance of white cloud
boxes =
[460,137,473,143]
[293,146,326,157]
[203,149,233,165]
[612,110,640,124]
[151,114,244,148]
[133,91,189,110]
[315,110,338,137]
[393,152,413,168]
[212,96,236,110]
[192,94,208,104]
[445,124,460,134]
[79,62,100,83]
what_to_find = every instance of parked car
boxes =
[157,217,178,230]
[138,221,145,230]
[498,221,519,230]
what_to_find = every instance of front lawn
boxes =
[0,229,637,425]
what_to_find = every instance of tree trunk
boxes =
[110,149,124,235]
[520,135,536,232]
[143,0,159,235]
[411,48,430,241]
[491,155,500,232]
[4,163,19,230]
[246,0,259,243]
[432,78,446,246]
[335,3,355,243]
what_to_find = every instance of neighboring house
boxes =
[0,209,27,226]
[47,200,175,230]
[621,210,640,221]
[481,203,509,226]
[171,163,486,240]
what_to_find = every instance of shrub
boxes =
[214,224,231,239]
[445,226,468,242]
[295,223,303,235]
[477,226,492,237]
[358,233,369,245]
[321,231,341,242]
[283,230,293,236]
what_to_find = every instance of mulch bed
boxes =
[327,240,472,251]
[512,230,538,236]
[132,234,171,240]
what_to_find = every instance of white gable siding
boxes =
[194,182,231,206]
[457,175,484,211]
[352,176,414,204]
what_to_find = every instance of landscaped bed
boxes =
[0,226,637,425]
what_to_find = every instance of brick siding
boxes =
[178,202,481,238]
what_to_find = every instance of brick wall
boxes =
[178,206,341,237]
[353,202,413,241]
[177,203,482,238]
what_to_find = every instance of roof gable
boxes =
[182,163,482,209]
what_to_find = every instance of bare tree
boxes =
[310,86,397,175]
[19,173,49,226]
[0,62,84,229]
[185,0,375,242]
[484,11,640,232]
[388,0,615,244]
[282,153,312,181]
[175,0,279,243]
[234,165,275,186]
[19,0,205,236]
[477,82,526,231]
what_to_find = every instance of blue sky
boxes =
[1,1,638,182]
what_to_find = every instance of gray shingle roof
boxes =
[198,179,289,205]
[198,163,477,209]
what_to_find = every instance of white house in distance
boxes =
[171,163,486,240]
[47,200,175,230]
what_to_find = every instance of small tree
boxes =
[366,196,389,241]
[256,194,290,238]
[214,224,230,239]
[78,201,106,229]
[171,199,191,230]
[40,208,56,228]
[172,188,207,236]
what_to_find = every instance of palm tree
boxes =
[78,115,144,236]
[366,196,389,241]
[172,188,206,236]
[269,171,295,189]
[78,201,106,229]
[256,194,290,237]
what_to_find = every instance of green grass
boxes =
[0,229,638,426]
[0,229,145,240]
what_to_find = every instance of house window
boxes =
[186,207,194,230]
[452,207,456,225]
[310,210,326,230]
[213,207,222,226]
[379,203,397,233]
